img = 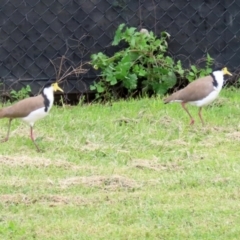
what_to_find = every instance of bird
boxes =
[0,82,63,151]
[164,67,232,125]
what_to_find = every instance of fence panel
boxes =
[0,0,239,95]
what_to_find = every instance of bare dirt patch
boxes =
[131,159,183,171]
[59,175,140,191]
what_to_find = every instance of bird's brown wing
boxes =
[164,75,215,103]
[0,95,45,118]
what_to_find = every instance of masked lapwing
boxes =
[164,67,232,125]
[0,82,63,151]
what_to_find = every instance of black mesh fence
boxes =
[0,0,240,97]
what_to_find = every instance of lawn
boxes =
[0,88,240,239]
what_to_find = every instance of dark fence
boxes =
[0,0,240,97]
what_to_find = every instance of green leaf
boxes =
[105,75,112,82]
[130,37,135,47]
[115,54,132,79]
[199,71,206,77]
[191,65,198,73]
[90,85,96,91]
[152,82,168,95]
[138,68,147,77]
[177,69,185,76]
[123,74,137,89]
[110,77,117,85]
[159,45,167,52]
[126,27,136,37]
[162,72,177,89]
[96,84,105,93]
[26,85,31,91]
[206,67,212,73]
[165,56,174,65]
[206,53,213,63]
[105,65,114,77]
[121,54,131,65]
[189,72,195,76]
[129,52,140,61]
[153,67,168,75]
[132,65,139,73]
[112,24,125,46]
[161,31,171,39]
[153,74,177,95]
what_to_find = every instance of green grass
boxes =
[0,89,240,239]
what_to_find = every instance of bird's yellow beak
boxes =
[52,83,63,92]
[222,67,232,76]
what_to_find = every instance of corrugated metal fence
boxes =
[0,0,240,96]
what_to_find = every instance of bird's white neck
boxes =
[42,86,54,112]
[212,71,224,92]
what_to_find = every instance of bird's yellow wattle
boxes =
[222,67,232,76]
[52,83,64,92]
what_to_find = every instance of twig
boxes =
[50,55,90,84]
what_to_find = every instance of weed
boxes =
[90,24,216,101]
[10,85,31,101]
[90,23,185,100]
[186,53,214,82]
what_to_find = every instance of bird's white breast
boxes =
[21,107,49,126]
[189,90,220,107]
[21,86,55,126]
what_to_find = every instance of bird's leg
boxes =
[198,107,204,126]
[30,126,41,152]
[1,119,12,142]
[181,102,194,125]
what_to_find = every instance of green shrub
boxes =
[90,23,214,100]
[186,53,214,82]
[10,85,31,101]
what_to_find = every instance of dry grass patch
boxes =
[80,141,103,151]
[41,195,94,207]
[186,153,209,162]
[212,176,231,184]
[59,175,140,191]
[131,159,183,171]
[225,131,240,141]
[0,155,83,170]
[0,194,95,206]
[150,139,189,147]
[159,115,174,126]
[79,141,118,152]
[114,117,139,125]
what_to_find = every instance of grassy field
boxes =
[0,88,240,239]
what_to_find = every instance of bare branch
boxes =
[50,55,90,84]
